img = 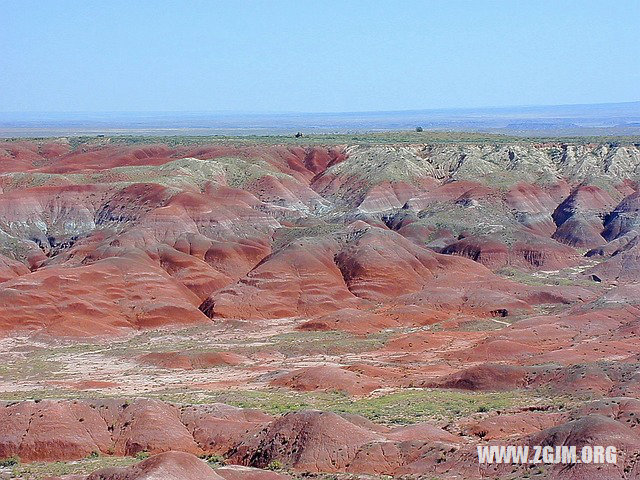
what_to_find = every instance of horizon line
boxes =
[1,99,639,117]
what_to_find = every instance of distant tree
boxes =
[415,126,424,132]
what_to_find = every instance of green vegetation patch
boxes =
[6,132,640,150]
[173,388,559,425]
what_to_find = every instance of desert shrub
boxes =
[267,460,284,470]
[0,456,20,467]
[134,451,150,460]
[199,454,226,466]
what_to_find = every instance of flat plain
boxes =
[0,133,639,479]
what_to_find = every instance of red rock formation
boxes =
[526,415,640,480]
[230,410,384,472]
[0,257,209,337]
[505,182,558,235]
[180,404,272,456]
[204,238,362,319]
[461,411,565,440]
[0,399,275,463]
[85,451,225,480]
[441,236,510,269]
[139,351,247,370]
[586,235,640,282]
[270,365,382,395]
[434,364,529,391]
[551,185,617,247]
[0,254,29,282]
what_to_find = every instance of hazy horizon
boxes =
[0,99,638,117]
[2,0,639,114]
[1,100,639,138]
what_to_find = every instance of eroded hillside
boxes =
[0,137,639,479]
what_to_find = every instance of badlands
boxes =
[0,134,639,479]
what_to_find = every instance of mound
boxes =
[434,364,529,391]
[203,238,362,319]
[346,440,452,475]
[270,365,382,395]
[109,399,202,457]
[527,415,640,480]
[0,400,110,462]
[553,216,607,248]
[440,231,580,270]
[461,411,565,440]
[529,414,640,453]
[333,224,490,300]
[511,231,580,269]
[85,451,224,480]
[441,236,509,269]
[572,398,640,428]
[180,405,272,456]
[530,362,640,396]
[298,306,443,335]
[0,256,209,337]
[553,185,617,225]
[230,410,384,472]
[586,235,640,282]
[550,185,615,247]
[356,181,420,213]
[139,351,247,370]
[602,190,640,241]
[246,175,328,215]
[297,308,397,334]
[504,182,558,235]
[0,399,276,462]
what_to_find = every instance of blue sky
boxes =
[1,0,638,113]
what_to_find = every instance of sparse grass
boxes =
[415,200,520,241]
[496,265,601,288]
[215,156,292,189]
[456,319,509,331]
[236,330,391,357]
[5,132,640,150]
[134,451,150,460]
[157,387,564,425]
[272,223,342,250]
[199,454,226,467]
[322,389,542,424]
[5,456,138,480]
[0,456,20,467]
[0,388,105,402]
[267,459,284,471]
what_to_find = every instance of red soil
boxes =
[2,140,640,479]
[84,451,225,480]
[139,351,247,370]
[0,257,209,337]
[269,365,382,395]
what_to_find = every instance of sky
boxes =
[1,0,639,113]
